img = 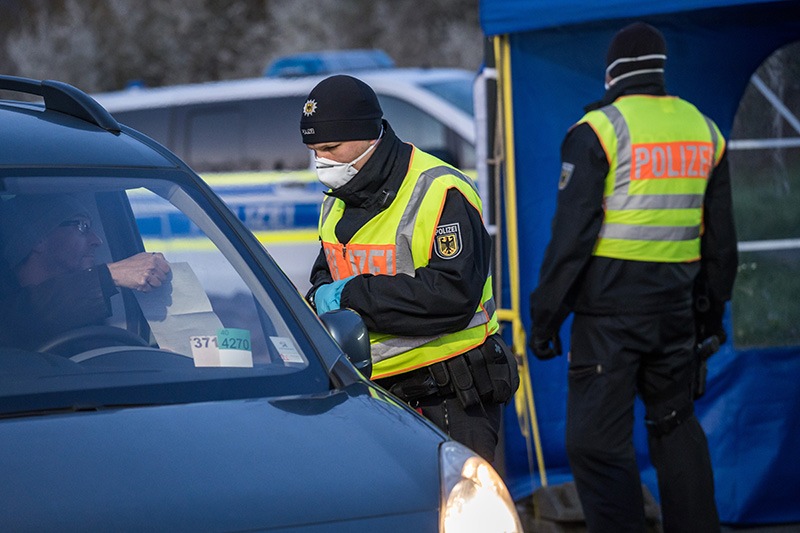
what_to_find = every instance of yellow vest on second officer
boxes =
[579,95,725,262]
[319,148,498,380]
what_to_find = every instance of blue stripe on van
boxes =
[134,202,321,237]
[131,171,326,238]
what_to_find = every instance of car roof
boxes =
[0,76,179,170]
[93,68,476,144]
[93,68,474,110]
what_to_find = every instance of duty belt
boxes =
[377,359,456,402]
[376,349,485,409]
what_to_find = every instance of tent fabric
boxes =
[481,0,800,525]
[479,0,784,35]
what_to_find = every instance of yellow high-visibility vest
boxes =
[319,148,498,379]
[580,95,725,262]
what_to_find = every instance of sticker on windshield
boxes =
[191,328,253,368]
[190,335,220,366]
[270,337,305,364]
[218,328,253,367]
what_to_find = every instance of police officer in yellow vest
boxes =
[529,23,737,532]
[301,75,518,463]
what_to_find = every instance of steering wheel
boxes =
[36,325,148,357]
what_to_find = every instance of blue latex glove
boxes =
[314,276,355,314]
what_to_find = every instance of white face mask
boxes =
[314,129,383,189]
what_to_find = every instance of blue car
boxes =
[0,75,521,532]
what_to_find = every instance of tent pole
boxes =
[493,34,548,489]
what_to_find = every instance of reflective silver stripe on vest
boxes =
[604,193,704,210]
[371,295,496,363]
[704,115,719,164]
[394,165,479,275]
[603,105,631,194]
[598,223,700,241]
[320,194,337,227]
[599,105,705,240]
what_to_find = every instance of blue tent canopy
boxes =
[480,0,783,35]
[480,0,800,524]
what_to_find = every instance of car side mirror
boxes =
[319,309,372,379]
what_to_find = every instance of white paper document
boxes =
[133,262,225,358]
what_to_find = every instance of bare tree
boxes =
[7,1,103,89]
[2,0,482,92]
[5,0,272,91]
[264,0,482,69]
[371,0,482,68]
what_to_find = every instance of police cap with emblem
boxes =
[300,75,383,145]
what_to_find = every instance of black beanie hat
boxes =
[605,22,667,84]
[300,75,383,144]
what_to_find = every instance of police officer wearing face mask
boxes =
[301,75,519,463]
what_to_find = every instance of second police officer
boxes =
[529,22,738,533]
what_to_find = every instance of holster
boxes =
[446,354,481,408]
[465,335,519,405]
[490,335,520,403]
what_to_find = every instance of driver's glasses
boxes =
[59,219,92,235]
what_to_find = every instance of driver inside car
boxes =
[0,193,170,351]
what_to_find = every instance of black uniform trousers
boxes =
[375,365,504,463]
[415,391,503,463]
[566,309,719,533]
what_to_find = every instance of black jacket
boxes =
[307,121,492,337]
[530,76,739,338]
[0,265,118,349]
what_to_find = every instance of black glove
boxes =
[528,331,563,360]
[695,298,727,345]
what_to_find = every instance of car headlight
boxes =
[439,441,523,533]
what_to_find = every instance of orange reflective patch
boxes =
[630,141,713,180]
[323,241,396,280]
[323,242,350,280]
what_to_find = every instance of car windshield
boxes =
[0,175,331,417]
[419,78,474,116]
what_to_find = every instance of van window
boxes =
[419,79,475,116]
[380,95,445,151]
[118,97,311,173]
[111,92,474,173]
[186,106,245,172]
[115,108,171,148]
[241,97,309,171]
[379,95,474,170]
[182,97,310,172]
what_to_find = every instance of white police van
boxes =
[93,53,477,292]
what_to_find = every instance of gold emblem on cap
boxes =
[303,99,318,117]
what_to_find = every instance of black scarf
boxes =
[583,72,667,112]
[326,120,413,243]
